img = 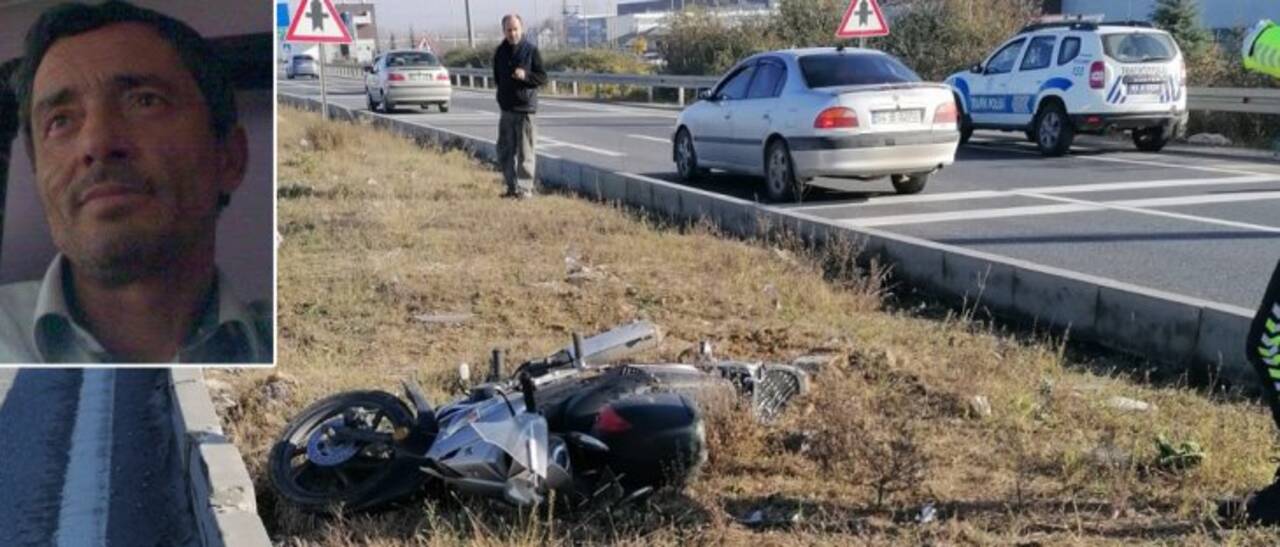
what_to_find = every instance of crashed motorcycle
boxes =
[268,322,808,512]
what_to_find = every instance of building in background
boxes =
[1044,0,1280,34]
[333,2,377,62]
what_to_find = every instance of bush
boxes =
[658,8,781,76]
[441,45,497,68]
[880,0,1042,81]
[542,48,652,74]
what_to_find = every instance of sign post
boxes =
[285,0,353,119]
[835,0,890,47]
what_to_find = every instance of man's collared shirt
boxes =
[0,255,272,364]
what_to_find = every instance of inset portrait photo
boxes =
[0,0,274,364]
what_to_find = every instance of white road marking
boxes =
[627,134,671,144]
[541,138,624,157]
[55,369,115,547]
[790,174,1277,211]
[841,190,1280,230]
[970,141,1275,177]
[1022,191,1280,233]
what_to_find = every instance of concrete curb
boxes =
[278,93,1259,389]
[169,368,271,547]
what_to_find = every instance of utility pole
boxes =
[464,0,474,48]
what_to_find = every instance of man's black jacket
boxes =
[493,39,547,113]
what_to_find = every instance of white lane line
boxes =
[627,134,671,144]
[969,141,1274,177]
[541,138,624,157]
[842,203,1094,227]
[841,190,1280,230]
[790,174,1276,211]
[55,369,115,547]
[1022,191,1280,233]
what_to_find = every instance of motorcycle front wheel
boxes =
[268,390,425,512]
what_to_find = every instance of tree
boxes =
[771,0,845,47]
[388,31,398,50]
[409,26,418,49]
[881,0,1041,81]
[1150,0,1212,58]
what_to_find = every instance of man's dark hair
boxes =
[9,0,237,148]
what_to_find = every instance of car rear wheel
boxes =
[439,103,450,113]
[674,128,705,182]
[891,173,929,195]
[765,139,803,203]
[1132,126,1170,152]
[1033,103,1073,157]
[366,91,376,111]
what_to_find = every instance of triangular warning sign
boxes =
[836,0,889,39]
[285,0,353,43]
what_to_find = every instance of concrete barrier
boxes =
[278,92,1260,390]
[169,368,270,547]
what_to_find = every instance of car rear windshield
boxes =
[799,53,921,88]
[294,55,314,62]
[387,52,441,67]
[1102,32,1177,63]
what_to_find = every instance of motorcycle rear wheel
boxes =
[268,390,424,512]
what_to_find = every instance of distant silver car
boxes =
[285,54,318,79]
[673,47,960,201]
[365,50,452,113]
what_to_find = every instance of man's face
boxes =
[28,22,245,282]
[504,18,523,45]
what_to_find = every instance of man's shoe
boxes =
[1219,471,1280,526]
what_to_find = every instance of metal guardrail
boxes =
[1187,86,1280,115]
[322,64,1278,114]
[447,67,718,105]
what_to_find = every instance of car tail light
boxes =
[388,72,406,81]
[593,405,632,435]
[814,107,858,129]
[932,101,958,124]
[1089,61,1106,89]
[437,73,450,81]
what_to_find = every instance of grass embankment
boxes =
[222,105,1280,545]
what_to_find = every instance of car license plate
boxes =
[1127,83,1163,95]
[872,109,923,125]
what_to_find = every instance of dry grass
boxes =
[220,105,1280,545]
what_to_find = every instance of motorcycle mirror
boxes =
[490,349,504,382]
[698,340,714,361]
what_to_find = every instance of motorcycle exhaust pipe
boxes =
[565,321,662,365]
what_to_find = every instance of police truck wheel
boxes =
[891,173,929,195]
[1033,103,1073,157]
[959,113,974,145]
[1132,126,1170,152]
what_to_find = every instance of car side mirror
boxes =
[970,64,983,74]
[363,65,374,73]
[697,89,713,102]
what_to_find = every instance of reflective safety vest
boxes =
[1243,19,1280,79]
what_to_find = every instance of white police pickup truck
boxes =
[945,18,1188,156]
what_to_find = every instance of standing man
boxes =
[0,0,271,363]
[493,14,547,199]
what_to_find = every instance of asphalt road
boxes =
[280,74,1280,310]
[0,368,196,547]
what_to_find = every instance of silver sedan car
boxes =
[673,47,960,201]
[365,50,452,113]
